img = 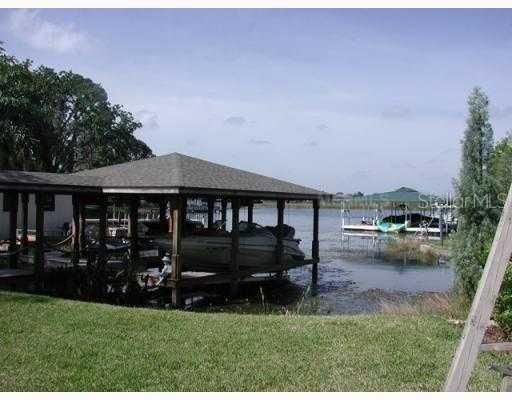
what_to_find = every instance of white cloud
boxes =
[136,109,159,130]
[6,9,89,53]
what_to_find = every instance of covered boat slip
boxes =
[0,153,329,306]
[340,187,454,239]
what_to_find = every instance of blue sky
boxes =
[1,9,512,195]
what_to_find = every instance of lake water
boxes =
[222,207,455,315]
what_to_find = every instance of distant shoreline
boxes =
[257,200,436,210]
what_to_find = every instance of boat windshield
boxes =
[238,222,275,238]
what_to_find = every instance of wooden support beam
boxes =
[79,200,86,255]
[159,199,167,225]
[181,196,187,228]
[230,198,240,296]
[480,342,512,353]
[21,193,29,250]
[8,192,18,269]
[207,197,215,228]
[34,193,45,291]
[171,196,184,307]
[71,195,80,268]
[128,197,140,261]
[312,199,320,285]
[444,183,512,391]
[97,197,108,273]
[276,199,285,267]
[247,200,254,224]
[221,199,227,231]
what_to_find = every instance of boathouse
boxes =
[0,153,329,306]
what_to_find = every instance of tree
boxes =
[491,133,512,204]
[452,87,500,298]
[490,133,512,332]
[0,46,153,173]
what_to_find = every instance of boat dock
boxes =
[0,153,330,307]
[342,223,446,236]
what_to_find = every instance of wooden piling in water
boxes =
[312,199,320,285]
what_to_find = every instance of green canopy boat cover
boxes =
[348,187,443,206]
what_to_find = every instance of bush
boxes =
[494,263,512,334]
[452,224,494,298]
[384,237,440,265]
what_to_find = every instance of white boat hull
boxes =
[153,235,305,270]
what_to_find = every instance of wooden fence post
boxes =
[444,182,512,391]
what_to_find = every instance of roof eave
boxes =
[101,186,330,200]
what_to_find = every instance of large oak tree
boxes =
[0,46,153,172]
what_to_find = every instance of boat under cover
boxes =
[153,222,305,270]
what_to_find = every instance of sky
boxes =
[1,8,512,195]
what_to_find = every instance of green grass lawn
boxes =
[0,290,510,391]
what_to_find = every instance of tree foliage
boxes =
[0,47,153,172]
[452,87,500,298]
[490,133,512,332]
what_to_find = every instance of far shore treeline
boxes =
[0,43,153,173]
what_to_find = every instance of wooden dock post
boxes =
[21,193,29,251]
[8,192,18,269]
[207,197,215,228]
[221,199,227,230]
[444,182,512,391]
[230,198,240,296]
[171,196,184,307]
[128,197,140,261]
[71,194,80,268]
[276,199,285,270]
[312,199,320,285]
[247,200,254,224]
[34,193,45,290]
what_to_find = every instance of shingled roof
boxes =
[0,170,101,193]
[0,153,328,199]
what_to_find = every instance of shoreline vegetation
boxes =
[1,290,511,391]
[260,200,443,210]
[383,238,452,265]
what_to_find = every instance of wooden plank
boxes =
[480,342,512,353]
[312,199,320,285]
[444,182,512,391]
[182,258,316,274]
